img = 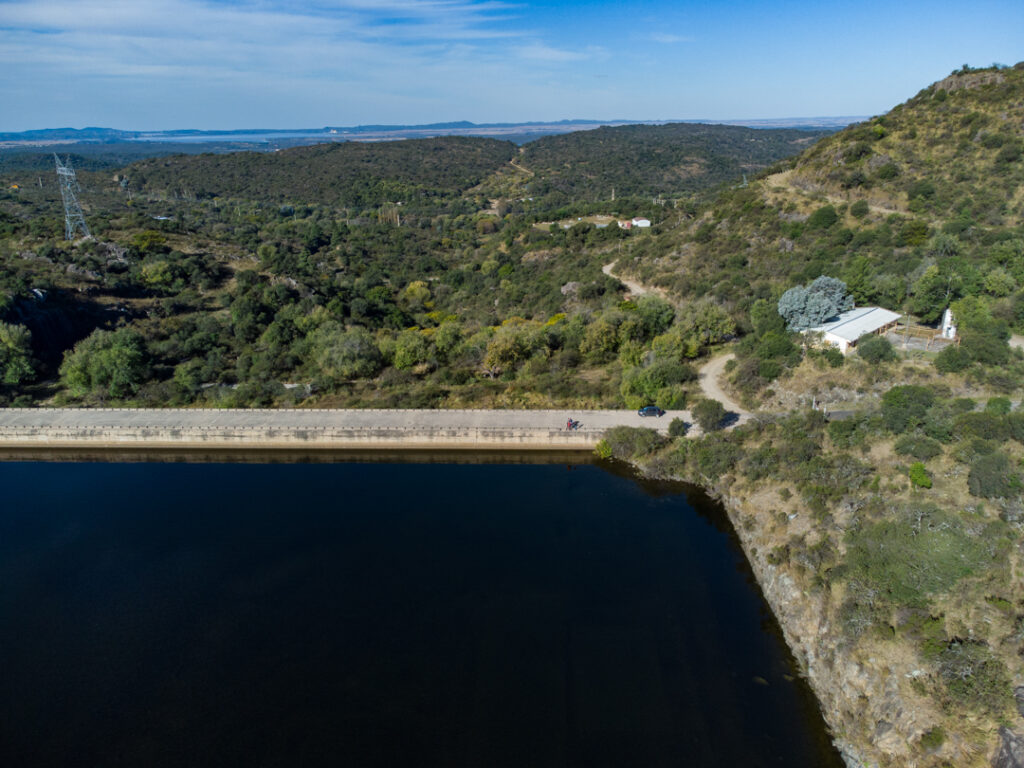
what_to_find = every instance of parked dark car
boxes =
[638,405,665,417]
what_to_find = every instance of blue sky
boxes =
[0,0,1021,131]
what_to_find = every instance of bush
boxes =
[934,344,972,373]
[919,727,945,753]
[985,396,1011,415]
[938,642,1014,716]
[843,503,987,607]
[692,398,727,432]
[956,412,1011,441]
[968,452,1019,498]
[881,385,936,433]
[856,335,896,364]
[908,462,932,488]
[807,204,839,230]
[690,434,742,480]
[594,439,613,460]
[894,434,942,460]
[59,328,150,399]
[850,200,869,219]
[603,426,667,460]
[668,418,689,438]
[960,329,1009,366]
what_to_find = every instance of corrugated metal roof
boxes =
[808,307,902,342]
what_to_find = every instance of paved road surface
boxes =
[0,407,686,432]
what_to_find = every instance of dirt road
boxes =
[698,353,748,416]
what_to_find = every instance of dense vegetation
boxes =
[0,120,813,407]
[518,123,828,204]
[623,64,1024,332]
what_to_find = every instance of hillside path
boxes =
[602,261,671,300]
[1011,335,1024,351]
[763,170,902,216]
[698,353,748,416]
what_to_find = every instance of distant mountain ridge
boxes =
[0,116,861,146]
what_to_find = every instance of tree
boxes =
[692,398,727,432]
[309,323,382,381]
[856,335,896,364]
[750,299,786,337]
[777,276,854,331]
[60,328,150,398]
[0,322,34,386]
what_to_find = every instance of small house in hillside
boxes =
[806,306,902,355]
[631,217,651,228]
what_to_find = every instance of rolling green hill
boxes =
[519,122,830,204]
[623,64,1024,326]
[126,137,518,209]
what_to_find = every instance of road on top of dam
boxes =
[0,407,701,433]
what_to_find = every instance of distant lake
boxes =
[0,457,841,767]
[134,132,333,143]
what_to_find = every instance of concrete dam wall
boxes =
[0,408,683,451]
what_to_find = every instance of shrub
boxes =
[920,727,945,752]
[603,426,667,460]
[986,397,1012,415]
[692,398,727,432]
[881,385,936,433]
[59,328,150,399]
[807,205,839,230]
[690,434,742,480]
[594,439,613,460]
[909,462,932,488]
[956,412,1011,442]
[843,503,988,607]
[938,642,1014,716]
[895,434,943,460]
[856,335,896,364]
[850,200,870,219]
[960,329,1009,366]
[667,418,689,438]
[968,452,1019,498]
[934,345,972,373]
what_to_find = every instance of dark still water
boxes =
[0,459,841,767]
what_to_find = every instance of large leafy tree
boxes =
[59,328,150,399]
[0,322,34,386]
[777,276,854,331]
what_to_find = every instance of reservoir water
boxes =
[0,457,842,767]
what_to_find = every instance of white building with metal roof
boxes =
[806,306,902,354]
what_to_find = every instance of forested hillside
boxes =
[624,64,1024,323]
[519,122,828,205]
[127,137,518,209]
[0,119,819,409]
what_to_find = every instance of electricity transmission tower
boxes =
[54,154,90,239]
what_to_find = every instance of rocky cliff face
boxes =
[716,489,1013,768]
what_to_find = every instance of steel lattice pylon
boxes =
[54,154,90,240]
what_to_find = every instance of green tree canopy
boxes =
[777,276,854,331]
[0,322,34,386]
[60,328,150,399]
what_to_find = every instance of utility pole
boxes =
[54,155,90,239]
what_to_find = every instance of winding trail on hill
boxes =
[698,353,749,416]
[603,261,749,418]
[602,261,673,301]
